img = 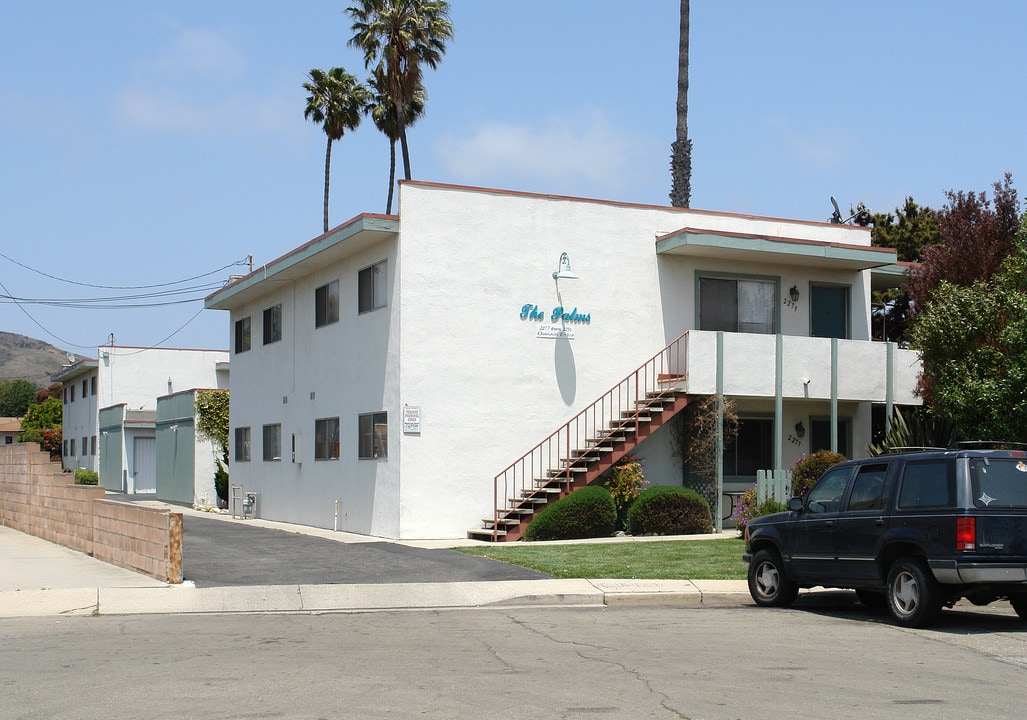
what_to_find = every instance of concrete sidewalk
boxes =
[0,513,754,619]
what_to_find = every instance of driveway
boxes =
[182,514,548,587]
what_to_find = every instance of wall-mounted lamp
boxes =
[795,421,806,439]
[552,252,579,280]
[789,285,800,302]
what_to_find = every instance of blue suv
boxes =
[743,446,1027,627]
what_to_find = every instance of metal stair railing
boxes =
[489,330,689,540]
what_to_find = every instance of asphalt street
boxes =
[181,514,549,587]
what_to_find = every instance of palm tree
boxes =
[303,67,371,233]
[365,62,426,214]
[346,0,453,181]
[669,0,692,208]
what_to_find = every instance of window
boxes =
[699,277,776,334]
[234,427,251,462]
[263,304,282,345]
[63,387,68,404]
[81,437,87,456]
[70,385,75,402]
[810,419,851,459]
[90,376,96,395]
[234,317,251,354]
[315,417,340,460]
[359,412,388,459]
[90,435,96,455]
[63,440,68,456]
[82,380,88,398]
[315,280,339,327]
[805,466,851,514]
[358,260,387,314]
[898,459,956,509]
[846,464,888,511]
[722,417,772,477]
[262,423,282,461]
[4,436,11,445]
[70,438,76,456]
[971,458,1027,508]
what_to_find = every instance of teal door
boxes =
[811,285,848,339]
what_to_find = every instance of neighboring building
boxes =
[0,417,21,446]
[155,389,223,507]
[54,347,229,493]
[205,181,921,540]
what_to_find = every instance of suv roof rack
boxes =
[948,441,1027,451]
[883,446,946,454]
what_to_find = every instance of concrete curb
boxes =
[0,579,754,618]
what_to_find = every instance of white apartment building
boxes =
[205,181,921,540]
[55,346,228,493]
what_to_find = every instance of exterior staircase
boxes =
[468,331,693,542]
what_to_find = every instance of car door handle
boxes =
[875,518,884,526]
[824,520,834,527]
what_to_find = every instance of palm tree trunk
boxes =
[670,0,692,208]
[386,138,397,214]
[396,103,412,181]
[323,138,332,233]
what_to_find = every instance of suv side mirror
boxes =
[787,497,804,513]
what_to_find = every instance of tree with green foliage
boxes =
[364,61,425,214]
[911,231,1027,442]
[303,67,371,233]
[347,0,453,182]
[18,396,63,458]
[0,379,37,417]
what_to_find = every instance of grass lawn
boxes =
[455,536,747,580]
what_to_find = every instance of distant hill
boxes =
[0,332,76,389]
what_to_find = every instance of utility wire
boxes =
[0,252,249,290]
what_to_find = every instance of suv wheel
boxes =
[1010,596,1027,621]
[748,549,799,607]
[886,558,943,628]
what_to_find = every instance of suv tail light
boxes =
[956,517,976,551]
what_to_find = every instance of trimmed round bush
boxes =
[523,486,617,541]
[627,485,712,536]
[791,450,847,497]
[74,469,99,485]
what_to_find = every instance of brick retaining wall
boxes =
[0,443,182,583]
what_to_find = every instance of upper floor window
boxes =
[358,260,387,314]
[315,280,340,327]
[234,317,251,354]
[263,304,282,345]
[82,380,88,398]
[90,376,96,395]
[70,385,75,402]
[699,276,775,334]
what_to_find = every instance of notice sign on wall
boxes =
[536,325,575,340]
[403,405,422,434]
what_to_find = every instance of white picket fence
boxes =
[756,469,792,503]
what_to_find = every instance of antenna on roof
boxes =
[829,197,870,225]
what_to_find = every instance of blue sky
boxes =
[1,1,1024,356]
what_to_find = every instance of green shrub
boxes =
[627,485,712,536]
[214,460,229,504]
[730,485,788,532]
[791,450,847,497]
[74,469,99,485]
[603,455,647,528]
[523,486,617,541]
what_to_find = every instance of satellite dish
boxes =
[66,352,76,364]
[830,196,843,224]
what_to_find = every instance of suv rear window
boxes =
[897,459,956,509]
[970,458,1027,508]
